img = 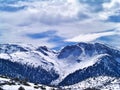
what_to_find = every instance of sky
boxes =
[0,0,120,49]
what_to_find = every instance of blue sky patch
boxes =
[107,15,120,22]
[26,30,57,39]
[0,0,29,4]
[0,5,26,12]
[26,30,65,44]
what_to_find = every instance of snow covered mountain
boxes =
[0,42,120,89]
[58,43,120,86]
[0,44,59,85]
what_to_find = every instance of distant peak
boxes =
[0,43,28,54]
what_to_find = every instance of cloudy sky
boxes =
[0,0,120,49]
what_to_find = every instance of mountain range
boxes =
[0,42,120,89]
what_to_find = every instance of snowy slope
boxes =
[63,76,120,90]
[0,75,58,90]
[0,44,58,71]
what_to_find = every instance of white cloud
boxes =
[99,0,120,20]
[103,0,120,9]
[0,0,120,48]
